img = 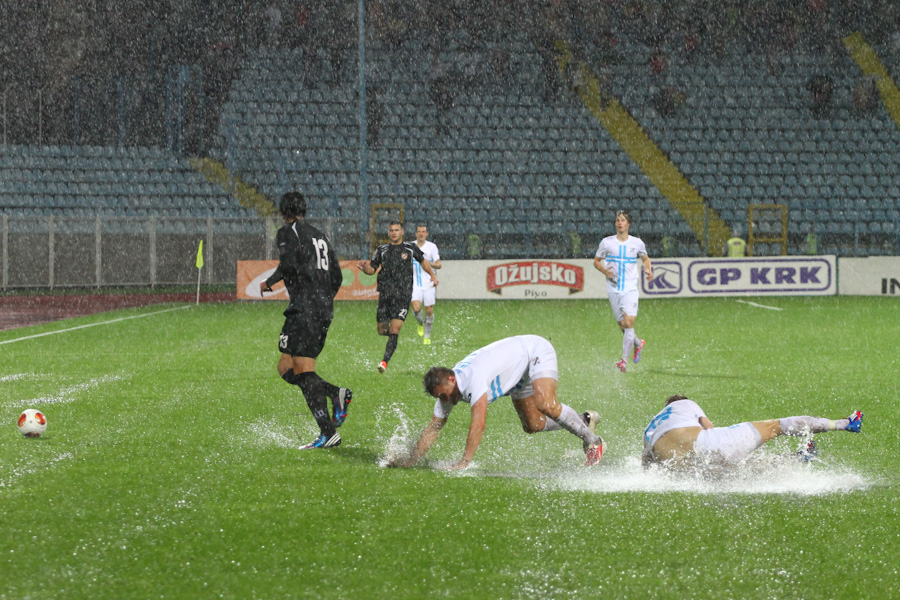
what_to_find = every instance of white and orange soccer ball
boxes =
[17,409,47,438]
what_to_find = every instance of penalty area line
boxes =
[0,305,192,346]
[735,299,784,311]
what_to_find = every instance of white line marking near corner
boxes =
[735,299,784,311]
[0,305,192,346]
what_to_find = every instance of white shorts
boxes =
[508,337,559,400]
[411,286,436,307]
[694,423,763,463]
[608,290,639,322]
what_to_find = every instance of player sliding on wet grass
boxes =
[389,335,606,470]
[642,395,864,468]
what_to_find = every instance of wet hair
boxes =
[388,220,403,228]
[279,192,307,219]
[423,367,454,396]
[664,394,690,406]
[616,210,633,225]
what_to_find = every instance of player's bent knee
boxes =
[538,404,562,420]
[515,411,544,434]
[522,421,543,434]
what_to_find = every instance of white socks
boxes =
[414,310,424,326]
[779,416,839,435]
[623,328,636,362]
[424,315,434,338]
[544,404,600,446]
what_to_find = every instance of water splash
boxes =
[375,404,416,468]
[523,454,873,496]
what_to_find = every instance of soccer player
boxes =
[642,395,864,467]
[593,210,653,372]
[389,335,607,470]
[410,224,441,345]
[261,191,352,450]
[357,221,438,373]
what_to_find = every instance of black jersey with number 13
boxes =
[267,220,342,317]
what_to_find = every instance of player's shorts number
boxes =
[398,308,408,319]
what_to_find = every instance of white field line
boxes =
[735,299,784,311]
[0,305,192,346]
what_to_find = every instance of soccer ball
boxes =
[17,409,47,438]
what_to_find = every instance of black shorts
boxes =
[279,312,333,358]
[376,292,410,323]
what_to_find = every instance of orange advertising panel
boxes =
[236,260,378,301]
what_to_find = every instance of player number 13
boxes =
[313,238,329,270]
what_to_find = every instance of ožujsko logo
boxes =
[486,261,584,295]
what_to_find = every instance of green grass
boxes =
[1,297,898,599]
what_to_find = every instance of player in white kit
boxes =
[410,225,441,345]
[642,395,864,467]
[390,335,607,469]
[594,210,653,372]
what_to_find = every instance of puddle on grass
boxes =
[0,375,122,409]
[245,420,314,449]
[480,454,873,496]
[0,451,74,489]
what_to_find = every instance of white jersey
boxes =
[433,335,558,419]
[413,240,440,291]
[595,235,647,294]
[643,399,708,451]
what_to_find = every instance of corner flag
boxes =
[196,239,204,269]
[195,239,204,305]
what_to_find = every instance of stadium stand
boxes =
[0,145,251,224]
[2,3,900,262]
[210,36,694,259]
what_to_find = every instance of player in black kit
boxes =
[261,191,352,450]
[357,221,438,373]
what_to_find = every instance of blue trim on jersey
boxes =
[489,375,503,402]
[606,244,637,292]
[643,405,673,444]
[413,260,423,287]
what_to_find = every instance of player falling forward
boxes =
[642,395,864,468]
[593,210,653,372]
[410,224,441,345]
[358,221,438,373]
[261,192,352,450]
[389,335,606,470]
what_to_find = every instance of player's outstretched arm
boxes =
[390,416,447,467]
[642,255,653,281]
[448,396,487,471]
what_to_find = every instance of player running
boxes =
[357,221,438,373]
[593,210,653,372]
[410,224,441,345]
[642,395,864,467]
[261,191,353,450]
[390,335,607,470]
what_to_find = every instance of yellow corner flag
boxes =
[196,239,204,269]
